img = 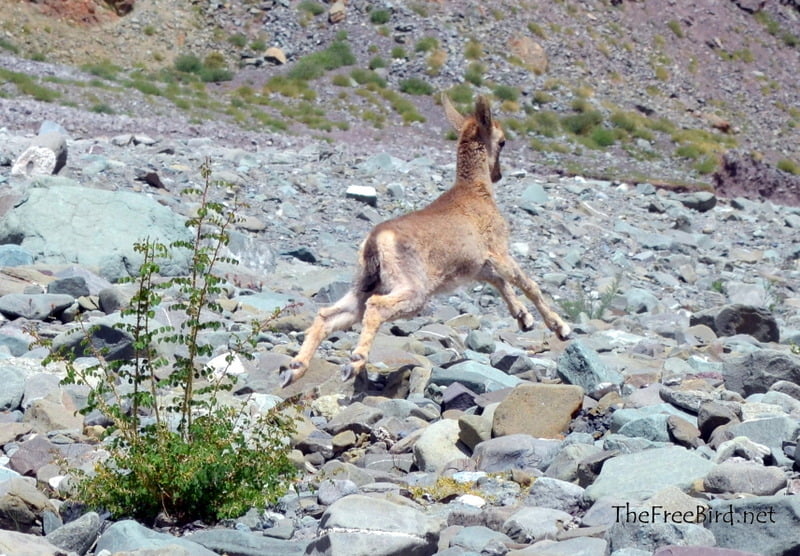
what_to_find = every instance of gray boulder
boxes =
[0,244,34,266]
[584,446,715,502]
[413,418,468,473]
[706,495,800,555]
[722,350,800,396]
[703,461,786,496]
[473,434,561,473]
[556,340,623,397]
[306,494,442,556]
[95,519,217,555]
[11,132,67,176]
[0,293,74,320]
[45,511,101,556]
[607,518,715,553]
[0,365,25,411]
[0,185,191,281]
[184,528,309,556]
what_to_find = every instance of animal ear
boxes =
[442,93,465,131]
[474,95,493,132]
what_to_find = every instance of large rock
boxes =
[473,434,561,473]
[0,293,74,320]
[0,529,68,556]
[706,495,800,555]
[492,383,583,438]
[0,364,25,411]
[703,461,786,496]
[0,185,191,281]
[0,477,56,533]
[691,305,779,342]
[95,519,217,555]
[722,350,800,396]
[11,132,67,176]
[431,360,523,393]
[607,518,715,553]
[184,528,309,555]
[45,511,101,556]
[713,150,800,207]
[584,446,715,502]
[502,506,572,543]
[556,340,623,397]
[413,419,468,473]
[306,495,441,556]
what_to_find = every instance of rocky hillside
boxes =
[1,1,800,556]
[1,0,800,195]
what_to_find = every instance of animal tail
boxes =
[356,233,381,294]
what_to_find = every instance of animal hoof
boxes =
[340,363,355,382]
[279,367,295,388]
[516,311,535,332]
[557,324,572,341]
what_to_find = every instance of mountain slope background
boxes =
[1,0,799,197]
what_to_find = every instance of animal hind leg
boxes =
[342,288,426,381]
[281,290,365,386]
[490,255,571,340]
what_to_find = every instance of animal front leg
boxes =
[478,266,535,331]
[491,256,572,340]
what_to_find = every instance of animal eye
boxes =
[498,139,506,148]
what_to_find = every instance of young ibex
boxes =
[280,94,571,386]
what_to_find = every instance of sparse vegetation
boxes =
[369,8,391,25]
[38,163,299,524]
[400,77,434,96]
[777,158,800,175]
[415,36,439,53]
[667,20,683,38]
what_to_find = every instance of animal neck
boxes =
[454,140,493,191]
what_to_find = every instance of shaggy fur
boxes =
[280,95,571,386]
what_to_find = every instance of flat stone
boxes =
[584,446,715,502]
[706,495,800,555]
[703,460,787,496]
[306,495,441,556]
[492,383,584,438]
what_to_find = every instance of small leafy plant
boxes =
[559,275,621,321]
[42,161,298,524]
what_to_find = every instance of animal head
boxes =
[443,93,506,183]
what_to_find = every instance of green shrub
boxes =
[90,103,115,114]
[228,33,248,48]
[298,0,325,16]
[590,127,617,147]
[130,79,162,96]
[391,46,407,59]
[415,36,439,53]
[199,67,234,83]
[288,40,355,81]
[675,144,701,159]
[694,155,718,174]
[493,84,520,102]
[465,40,483,60]
[0,37,18,54]
[368,56,387,70]
[667,20,683,38]
[559,275,620,321]
[350,68,386,87]
[465,62,485,86]
[175,54,203,74]
[777,158,800,174]
[399,77,434,95]
[370,8,391,24]
[82,60,122,80]
[42,161,299,524]
[331,73,351,87]
[561,110,603,135]
[447,83,473,105]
